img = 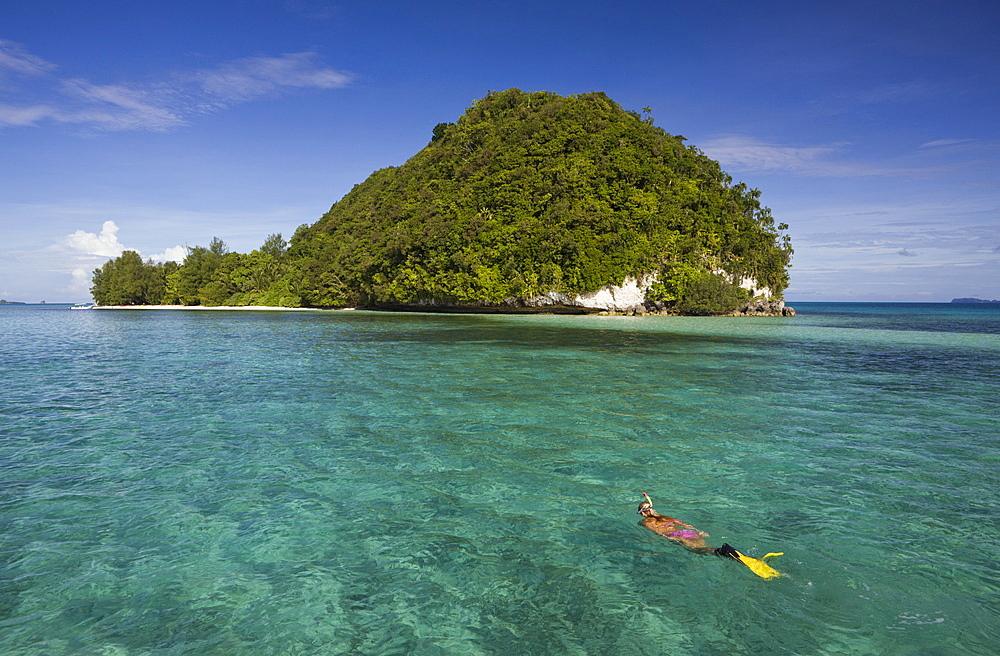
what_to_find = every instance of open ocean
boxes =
[1,302,997,655]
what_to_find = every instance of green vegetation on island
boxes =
[91,235,299,307]
[90,89,793,314]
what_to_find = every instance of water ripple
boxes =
[1,305,997,655]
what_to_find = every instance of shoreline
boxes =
[86,303,793,316]
[93,305,354,312]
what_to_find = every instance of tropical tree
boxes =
[164,238,230,305]
[91,250,167,305]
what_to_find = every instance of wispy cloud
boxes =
[60,79,186,131]
[700,135,842,175]
[804,219,1000,253]
[836,81,938,108]
[808,81,947,120]
[699,135,922,177]
[920,138,973,148]
[191,52,352,108]
[0,102,56,127]
[699,134,962,178]
[0,41,353,132]
[784,197,1000,299]
[0,39,56,78]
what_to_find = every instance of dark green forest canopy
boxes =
[291,88,792,308]
[90,89,792,313]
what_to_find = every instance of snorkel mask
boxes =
[637,492,654,515]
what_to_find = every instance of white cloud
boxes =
[0,41,353,132]
[920,138,973,148]
[700,135,941,177]
[59,221,186,263]
[68,268,91,292]
[62,220,127,257]
[835,81,937,109]
[193,52,352,107]
[700,135,841,174]
[781,195,1000,301]
[0,103,57,127]
[2,206,310,302]
[61,79,186,131]
[148,245,188,263]
[0,40,56,77]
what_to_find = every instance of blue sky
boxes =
[1,0,998,303]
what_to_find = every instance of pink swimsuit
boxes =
[667,529,700,540]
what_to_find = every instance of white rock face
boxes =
[733,275,772,300]
[522,272,774,311]
[572,275,653,310]
[523,275,655,311]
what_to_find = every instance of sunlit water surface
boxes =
[1,303,997,655]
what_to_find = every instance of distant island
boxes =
[89,89,794,316]
[951,297,999,304]
[0,299,26,305]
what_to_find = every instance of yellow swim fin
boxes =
[735,551,783,579]
[717,544,784,579]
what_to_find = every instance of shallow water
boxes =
[1,303,997,655]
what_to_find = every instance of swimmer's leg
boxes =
[670,535,717,555]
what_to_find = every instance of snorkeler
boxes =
[637,492,784,578]
[636,492,720,554]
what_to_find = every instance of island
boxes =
[0,299,26,305]
[90,89,794,316]
[952,298,1000,304]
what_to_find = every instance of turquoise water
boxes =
[1,303,997,655]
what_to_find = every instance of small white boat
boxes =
[70,302,96,310]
